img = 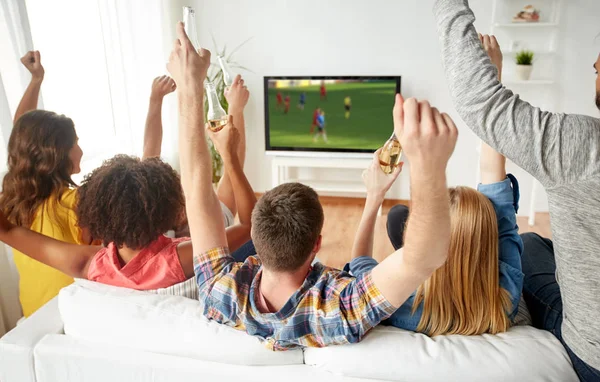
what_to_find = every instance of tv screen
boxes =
[264,76,401,154]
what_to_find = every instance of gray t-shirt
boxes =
[434,0,600,369]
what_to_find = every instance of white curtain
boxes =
[0,0,174,335]
[0,0,40,336]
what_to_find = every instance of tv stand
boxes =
[271,156,384,215]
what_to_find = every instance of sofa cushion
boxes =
[58,280,303,366]
[304,325,578,382]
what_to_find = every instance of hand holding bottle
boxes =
[225,75,250,114]
[363,148,403,200]
[20,51,44,82]
[206,115,240,163]
[393,94,458,177]
[167,22,210,93]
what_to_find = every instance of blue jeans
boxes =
[521,233,600,382]
[231,240,256,262]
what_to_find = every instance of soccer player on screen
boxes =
[313,110,328,143]
[320,81,327,101]
[276,91,283,111]
[344,96,352,119]
[310,107,321,134]
[298,92,306,111]
[284,95,291,114]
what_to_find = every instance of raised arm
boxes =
[143,75,176,159]
[434,0,600,187]
[209,117,256,251]
[351,149,402,260]
[216,74,250,216]
[0,211,99,278]
[14,51,44,122]
[168,23,227,255]
[371,95,457,308]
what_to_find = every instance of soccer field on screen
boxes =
[267,81,396,151]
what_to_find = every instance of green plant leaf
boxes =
[227,36,253,61]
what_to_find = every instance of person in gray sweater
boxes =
[433,1,600,380]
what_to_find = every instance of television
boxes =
[264,76,401,156]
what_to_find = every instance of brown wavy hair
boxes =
[0,110,77,227]
[76,155,185,249]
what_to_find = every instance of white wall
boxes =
[167,0,600,214]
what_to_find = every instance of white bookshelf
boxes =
[489,0,563,225]
[504,79,555,85]
[493,22,559,28]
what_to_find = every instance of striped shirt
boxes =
[194,247,396,351]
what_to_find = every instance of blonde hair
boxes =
[412,186,513,336]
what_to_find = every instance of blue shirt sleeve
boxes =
[477,175,524,320]
[347,256,421,331]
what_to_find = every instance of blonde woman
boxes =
[350,139,523,336]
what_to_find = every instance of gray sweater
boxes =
[434,0,600,369]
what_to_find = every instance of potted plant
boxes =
[515,50,534,81]
[205,37,252,184]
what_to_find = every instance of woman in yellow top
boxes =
[0,51,89,316]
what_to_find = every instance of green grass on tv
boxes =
[267,81,396,151]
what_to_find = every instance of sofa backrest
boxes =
[58,280,303,366]
[59,280,578,381]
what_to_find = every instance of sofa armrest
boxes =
[0,297,64,382]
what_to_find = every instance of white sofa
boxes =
[0,280,578,382]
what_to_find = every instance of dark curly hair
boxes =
[77,155,185,249]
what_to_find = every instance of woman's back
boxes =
[13,188,84,316]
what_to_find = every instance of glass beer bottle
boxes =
[217,55,234,87]
[183,7,201,50]
[206,82,228,132]
[379,133,403,174]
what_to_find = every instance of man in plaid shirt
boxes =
[168,22,459,350]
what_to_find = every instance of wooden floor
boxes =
[317,197,551,270]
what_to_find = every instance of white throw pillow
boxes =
[59,280,303,366]
[304,325,577,382]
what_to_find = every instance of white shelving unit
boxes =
[271,155,384,215]
[489,0,563,225]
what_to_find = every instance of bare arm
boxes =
[177,143,256,277]
[351,150,402,260]
[0,213,99,278]
[169,23,227,254]
[14,51,44,122]
[371,96,458,307]
[478,33,507,185]
[143,76,176,159]
[217,75,250,216]
[434,0,600,187]
[210,118,257,252]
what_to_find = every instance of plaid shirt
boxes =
[194,247,396,351]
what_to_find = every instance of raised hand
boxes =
[393,94,458,176]
[207,115,240,162]
[20,51,44,81]
[225,74,250,114]
[362,148,403,200]
[167,22,211,93]
[479,34,503,79]
[151,75,176,100]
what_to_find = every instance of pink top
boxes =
[87,235,189,290]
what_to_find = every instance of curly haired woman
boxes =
[0,118,254,290]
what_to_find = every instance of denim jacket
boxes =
[348,175,524,332]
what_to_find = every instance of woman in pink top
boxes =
[0,133,256,289]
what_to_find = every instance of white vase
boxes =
[516,65,533,81]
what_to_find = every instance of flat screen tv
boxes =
[264,76,401,156]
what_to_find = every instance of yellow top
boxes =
[13,189,84,316]
[344,96,352,106]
